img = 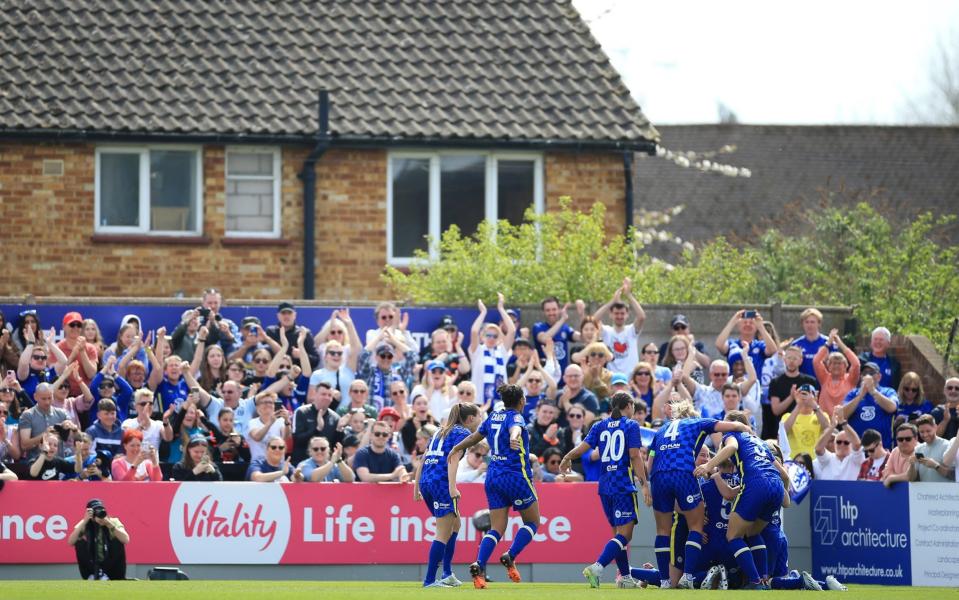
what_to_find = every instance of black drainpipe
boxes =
[623,151,634,233]
[298,90,331,300]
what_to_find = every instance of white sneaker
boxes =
[701,565,721,590]
[617,575,640,589]
[718,565,729,590]
[423,581,452,588]
[660,579,672,589]
[801,571,823,591]
[440,574,462,587]
[677,573,696,589]
[825,575,848,591]
[583,562,603,588]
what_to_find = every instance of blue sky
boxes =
[573,0,959,125]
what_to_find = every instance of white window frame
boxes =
[94,145,203,236]
[386,150,544,266]
[224,146,282,238]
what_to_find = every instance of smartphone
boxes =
[5,370,13,379]
[915,452,924,460]
[743,310,757,319]
[274,399,284,411]
[250,325,258,336]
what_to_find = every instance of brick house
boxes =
[0,1,658,301]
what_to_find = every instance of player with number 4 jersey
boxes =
[449,384,539,589]
[561,392,652,588]
[648,399,749,589]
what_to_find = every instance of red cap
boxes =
[62,311,83,327]
[378,407,401,421]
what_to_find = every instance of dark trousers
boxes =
[74,536,127,580]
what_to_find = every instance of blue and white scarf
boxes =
[482,346,507,403]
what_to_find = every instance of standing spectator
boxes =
[813,418,864,480]
[662,334,708,385]
[593,277,646,374]
[896,372,933,422]
[469,294,515,406]
[89,360,135,422]
[556,364,600,422]
[195,288,239,353]
[50,363,89,428]
[580,342,613,409]
[658,315,709,370]
[17,327,67,400]
[172,435,223,482]
[309,309,363,403]
[84,399,123,458]
[414,361,458,423]
[913,414,955,482]
[56,312,100,397]
[683,355,756,421]
[171,309,202,362]
[297,437,355,482]
[229,316,282,366]
[336,380,378,419]
[640,343,673,386]
[80,319,106,366]
[569,315,601,366]
[0,311,20,373]
[12,309,42,354]
[715,309,778,376]
[858,326,901,390]
[169,399,214,465]
[790,308,828,378]
[267,302,320,369]
[933,377,959,440]
[882,423,919,487]
[839,362,899,449]
[357,333,417,409]
[353,420,408,482]
[781,384,830,459]
[628,365,655,407]
[559,405,590,475]
[532,297,580,373]
[399,390,438,457]
[102,323,147,374]
[245,391,291,463]
[515,355,557,422]
[812,329,860,420]
[856,429,888,481]
[291,382,342,465]
[419,327,470,382]
[121,389,173,450]
[767,346,819,440]
[19,382,76,461]
[0,401,22,462]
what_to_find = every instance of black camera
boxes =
[93,505,107,519]
[197,307,211,320]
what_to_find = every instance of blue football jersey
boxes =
[420,425,471,488]
[649,417,718,476]
[479,408,533,480]
[584,416,643,495]
[701,472,740,547]
[723,431,779,482]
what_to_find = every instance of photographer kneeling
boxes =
[67,499,129,580]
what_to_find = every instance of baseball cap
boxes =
[506,309,519,319]
[512,338,533,350]
[425,360,446,373]
[670,314,690,328]
[241,316,261,328]
[797,383,816,394]
[375,342,395,356]
[187,434,209,447]
[341,434,360,448]
[277,302,295,313]
[610,372,629,386]
[62,311,83,327]
[861,361,880,374]
[439,315,456,329]
[378,407,401,421]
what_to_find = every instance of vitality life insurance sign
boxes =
[811,480,959,587]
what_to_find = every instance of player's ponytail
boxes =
[439,402,480,439]
[609,391,633,420]
[669,398,698,419]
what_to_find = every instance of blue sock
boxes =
[615,546,631,576]
[476,530,500,570]
[747,535,767,579]
[771,574,803,590]
[729,537,760,583]
[442,531,458,578]
[507,521,538,559]
[424,540,446,585]
[629,566,661,586]
[654,535,671,580]
[684,531,704,575]
[597,534,629,567]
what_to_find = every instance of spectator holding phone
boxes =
[172,434,223,481]
[715,309,778,376]
[913,414,954,482]
[110,429,161,481]
[245,391,291,463]
[209,407,251,463]
[195,288,239,353]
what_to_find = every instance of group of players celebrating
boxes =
[413,385,849,591]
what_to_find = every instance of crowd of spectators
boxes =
[0,282,956,488]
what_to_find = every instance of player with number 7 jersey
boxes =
[560,392,652,588]
[647,399,749,589]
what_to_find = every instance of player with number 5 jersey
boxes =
[449,384,539,589]
[560,392,652,588]
[414,403,482,588]
[648,399,749,589]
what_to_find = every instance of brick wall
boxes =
[0,141,625,301]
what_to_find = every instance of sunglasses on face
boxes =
[896,437,914,443]
[484,333,498,339]
[459,391,474,396]
[673,324,688,330]
[835,440,851,446]
[588,352,606,359]
[864,445,879,454]
[32,355,47,361]
[329,330,345,335]
[268,445,285,450]
[379,314,394,321]
[568,413,584,419]
[643,349,658,354]
[99,383,115,389]
[350,388,367,394]
[372,431,390,438]
[712,372,729,377]
[390,390,406,396]
[946,385,959,392]
[67,322,83,328]
[58,384,70,390]
[253,358,270,364]
[378,353,393,359]
[903,387,919,392]
[527,378,542,384]
[311,446,329,452]
[636,372,651,377]
[136,402,151,407]
[326,350,343,357]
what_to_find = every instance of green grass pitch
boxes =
[0,581,943,600]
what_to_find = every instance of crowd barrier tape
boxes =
[0,304,485,353]
[0,481,608,564]
[811,480,959,587]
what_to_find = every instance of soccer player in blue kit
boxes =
[414,403,482,588]
[448,384,539,589]
[648,398,748,588]
[695,410,786,590]
[558,392,652,588]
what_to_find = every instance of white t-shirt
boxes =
[814,448,865,481]
[601,324,640,374]
[121,418,164,450]
[245,417,286,463]
[412,384,455,423]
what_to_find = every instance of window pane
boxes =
[391,157,430,257]
[150,150,197,231]
[497,160,535,226]
[228,152,273,177]
[99,153,140,227]
[226,179,274,232]
[440,155,485,237]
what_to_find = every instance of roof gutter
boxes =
[297,91,331,300]
[0,128,657,153]
[623,152,634,233]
